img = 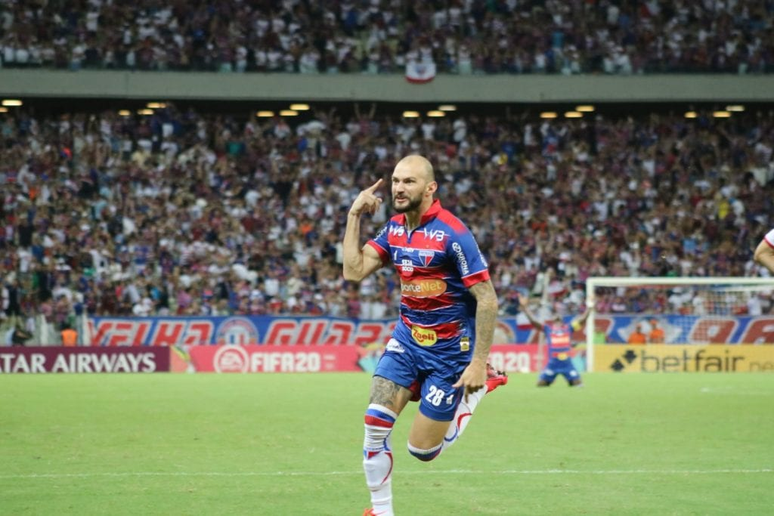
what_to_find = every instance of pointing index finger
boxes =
[365,178,383,193]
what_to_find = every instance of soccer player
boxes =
[343,155,508,516]
[753,229,774,274]
[517,293,592,387]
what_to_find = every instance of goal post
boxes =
[585,277,774,372]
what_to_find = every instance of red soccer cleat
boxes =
[485,362,508,393]
[363,509,390,516]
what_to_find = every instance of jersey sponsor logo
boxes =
[418,249,435,266]
[385,338,405,353]
[389,226,405,237]
[549,334,571,346]
[422,228,447,241]
[401,279,447,297]
[451,242,469,275]
[401,259,414,272]
[411,325,438,346]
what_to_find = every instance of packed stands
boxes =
[1,102,772,333]
[1,0,772,75]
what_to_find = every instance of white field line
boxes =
[1,468,771,480]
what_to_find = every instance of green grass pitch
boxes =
[1,372,772,515]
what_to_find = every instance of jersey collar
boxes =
[401,199,442,227]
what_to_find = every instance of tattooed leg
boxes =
[369,376,413,414]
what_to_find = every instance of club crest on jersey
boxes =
[418,249,435,266]
[411,325,438,347]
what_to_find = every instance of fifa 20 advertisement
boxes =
[167,344,544,374]
[171,345,363,373]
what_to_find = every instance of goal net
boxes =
[585,277,774,371]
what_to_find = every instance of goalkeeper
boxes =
[518,292,593,387]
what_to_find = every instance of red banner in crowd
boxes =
[405,61,437,84]
[0,347,170,374]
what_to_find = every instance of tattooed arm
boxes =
[453,279,498,398]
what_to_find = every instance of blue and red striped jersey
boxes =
[367,199,490,356]
[543,323,573,359]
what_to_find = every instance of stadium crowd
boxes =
[0,0,773,75]
[1,102,773,329]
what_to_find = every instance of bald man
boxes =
[344,155,507,516]
[754,229,774,274]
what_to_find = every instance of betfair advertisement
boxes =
[596,345,774,373]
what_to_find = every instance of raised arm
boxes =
[571,295,595,330]
[517,293,543,330]
[342,179,385,282]
[754,237,774,274]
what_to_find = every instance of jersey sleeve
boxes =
[765,229,774,248]
[366,222,391,265]
[448,224,490,287]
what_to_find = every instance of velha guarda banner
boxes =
[87,315,774,346]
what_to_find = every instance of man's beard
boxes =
[392,195,422,213]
